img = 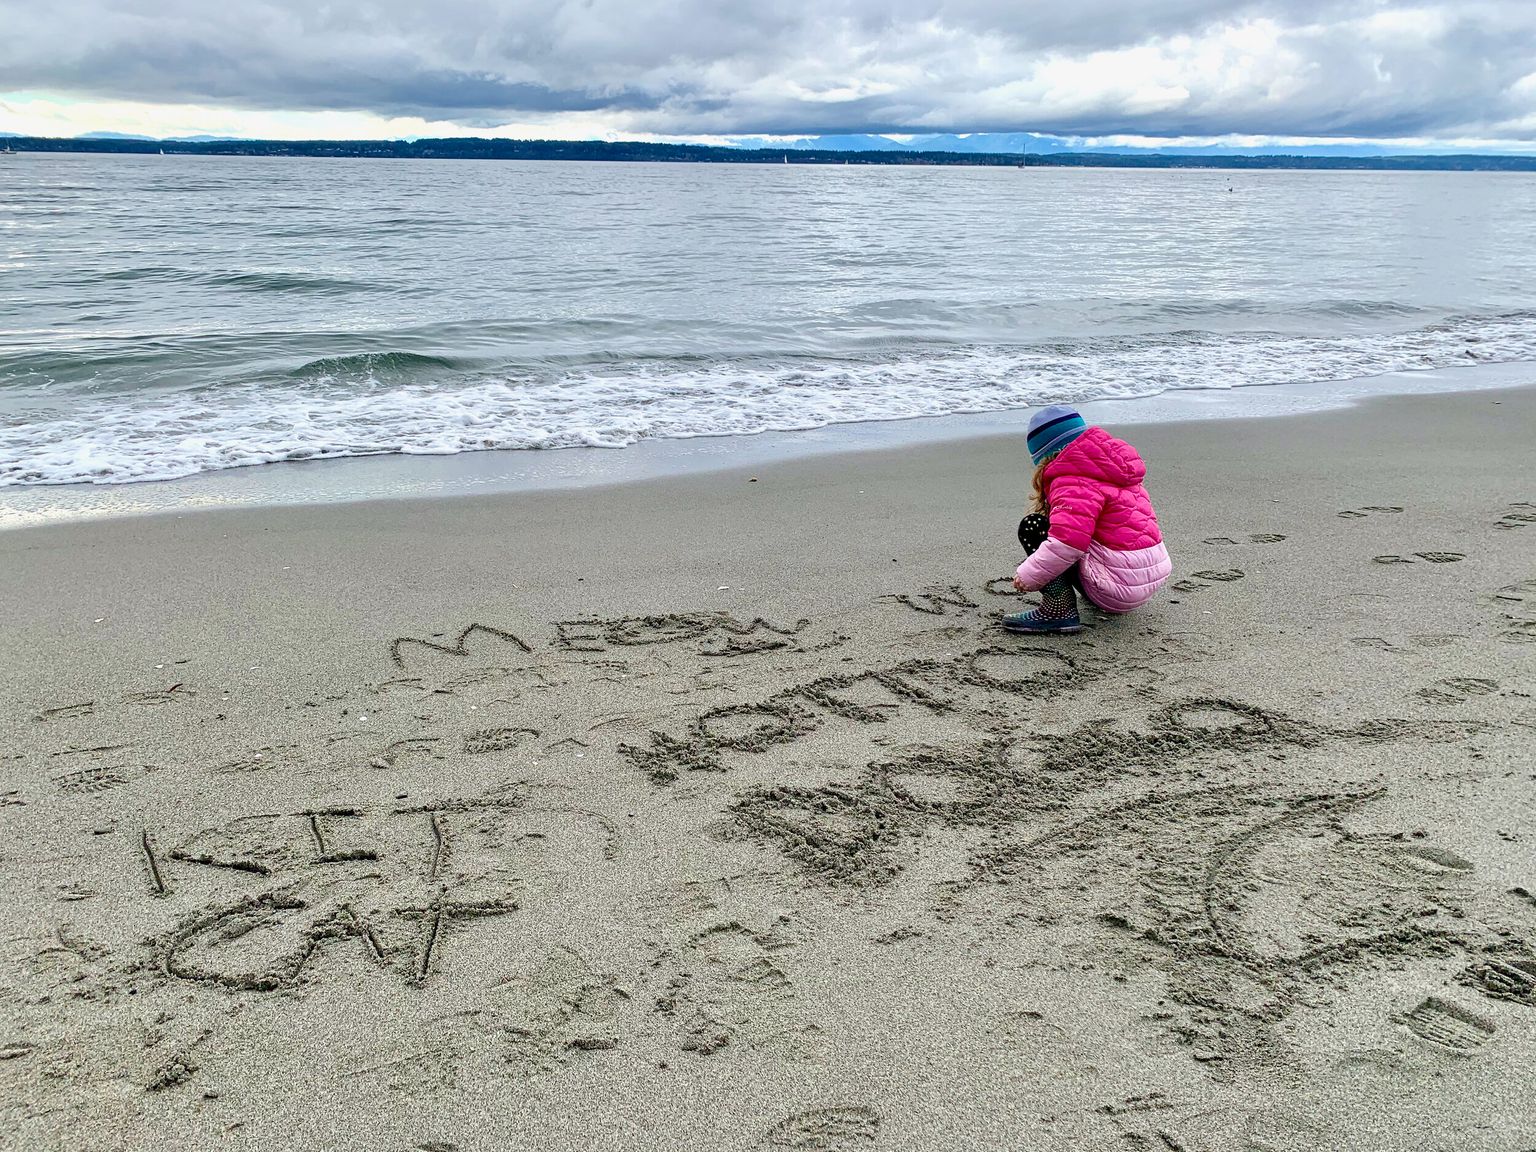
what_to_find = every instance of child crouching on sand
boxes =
[1006,404,1171,634]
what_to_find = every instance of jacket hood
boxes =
[1043,426,1147,488]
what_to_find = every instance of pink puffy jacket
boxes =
[1013,426,1172,613]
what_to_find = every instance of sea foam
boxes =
[2,314,1532,486]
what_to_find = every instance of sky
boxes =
[3,1,1536,149]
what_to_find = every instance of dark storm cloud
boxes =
[5,0,1536,139]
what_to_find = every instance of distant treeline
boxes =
[7,135,1536,170]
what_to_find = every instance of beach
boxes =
[1,383,1533,1150]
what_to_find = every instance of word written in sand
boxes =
[142,795,619,991]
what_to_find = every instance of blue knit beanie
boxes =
[1026,404,1087,465]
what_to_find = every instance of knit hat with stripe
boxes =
[1026,404,1088,466]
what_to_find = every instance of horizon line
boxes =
[7,132,1536,153]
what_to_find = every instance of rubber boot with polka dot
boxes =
[1002,574,1084,634]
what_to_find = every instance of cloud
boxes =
[2,1,1535,142]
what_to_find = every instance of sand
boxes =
[1,385,1533,1152]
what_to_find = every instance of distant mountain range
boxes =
[732,132,1533,158]
[5,133,1536,170]
[73,131,246,143]
[0,129,1531,157]
[1,131,243,142]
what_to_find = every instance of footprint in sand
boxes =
[1414,678,1499,705]
[1409,633,1463,648]
[52,766,131,795]
[33,701,96,723]
[1491,578,1536,605]
[1501,620,1536,645]
[1373,553,1465,565]
[122,683,194,706]
[1495,502,1536,530]
[1339,506,1404,519]
[1395,996,1495,1054]
[1352,637,1407,653]
[461,727,540,755]
[1173,570,1245,592]
[653,915,808,1059]
[1490,579,1536,644]
[1202,534,1286,546]
[760,1105,881,1149]
[1352,634,1467,655]
[1459,956,1536,1007]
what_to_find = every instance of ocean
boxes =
[4,153,1536,491]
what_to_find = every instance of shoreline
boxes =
[2,383,1533,1150]
[3,358,1533,532]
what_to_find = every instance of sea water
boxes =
[3,154,1536,493]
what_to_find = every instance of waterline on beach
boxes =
[2,360,1529,530]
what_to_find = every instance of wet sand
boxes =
[1,386,1533,1151]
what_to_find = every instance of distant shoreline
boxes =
[7,135,1536,170]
